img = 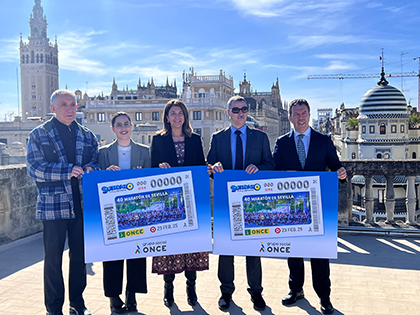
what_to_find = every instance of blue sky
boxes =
[1,0,419,122]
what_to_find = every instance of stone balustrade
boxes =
[339,160,420,226]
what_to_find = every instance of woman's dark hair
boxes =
[111,111,131,127]
[158,99,192,137]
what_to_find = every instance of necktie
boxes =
[234,130,243,170]
[297,134,306,169]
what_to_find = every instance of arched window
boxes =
[21,55,25,64]
[198,88,205,98]
[36,54,39,63]
[26,54,29,63]
[351,152,356,159]
[413,152,417,159]
[376,153,382,159]
[380,123,386,134]
[31,51,34,63]
[40,54,43,63]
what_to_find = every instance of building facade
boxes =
[20,0,59,120]
[338,70,420,160]
[332,70,420,222]
[181,67,235,154]
[237,73,289,147]
[83,77,178,145]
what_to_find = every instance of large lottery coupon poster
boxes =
[213,170,339,259]
[83,166,211,263]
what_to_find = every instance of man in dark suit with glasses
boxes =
[207,95,274,311]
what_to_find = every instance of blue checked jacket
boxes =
[26,117,100,220]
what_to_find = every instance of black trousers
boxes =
[218,255,262,295]
[288,257,331,298]
[103,258,147,297]
[42,207,86,312]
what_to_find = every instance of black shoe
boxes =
[110,297,127,314]
[125,291,137,314]
[250,292,266,310]
[187,285,198,306]
[218,293,232,311]
[320,297,334,314]
[164,285,174,308]
[282,290,304,305]
[69,307,92,315]
[109,296,127,315]
[125,303,137,314]
[46,312,63,315]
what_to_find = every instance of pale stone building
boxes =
[338,69,420,160]
[83,77,178,145]
[0,0,55,154]
[237,73,290,147]
[333,69,420,222]
[181,67,235,154]
[83,68,235,155]
[19,0,59,120]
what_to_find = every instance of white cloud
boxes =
[365,2,382,9]
[229,0,354,19]
[314,53,377,60]
[85,30,108,36]
[0,39,19,62]
[57,30,107,75]
[325,60,356,71]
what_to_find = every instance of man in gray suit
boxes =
[207,95,274,311]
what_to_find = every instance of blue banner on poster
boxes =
[213,170,338,259]
[83,166,212,263]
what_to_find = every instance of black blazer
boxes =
[207,126,274,170]
[272,128,342,172]
[150,132,206,167]
[98,139,151,170]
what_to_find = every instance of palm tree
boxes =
[347,117,359,129]
[409,114,420,129]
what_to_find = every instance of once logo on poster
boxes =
[245,228,270,235]
[261,241,291,254]
[119,228,144,238]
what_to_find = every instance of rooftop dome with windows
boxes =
[358,68,408,119]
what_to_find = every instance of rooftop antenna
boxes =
[401,51,409,92]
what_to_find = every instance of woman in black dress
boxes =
[150,99,209,308]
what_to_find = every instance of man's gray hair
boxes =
[50,89,77,106]
[227,95,246,109]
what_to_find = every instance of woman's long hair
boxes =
[158,99,192,137]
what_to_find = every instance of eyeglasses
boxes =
[114,122,132,128]
[231,106,248,114]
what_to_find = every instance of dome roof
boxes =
[359,69,407,116]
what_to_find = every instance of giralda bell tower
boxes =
[20,0,59,120]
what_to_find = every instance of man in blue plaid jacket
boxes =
[26,89,100,315]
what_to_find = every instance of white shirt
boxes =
[118,145,131,170]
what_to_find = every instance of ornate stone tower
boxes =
[20,0,59,120]
[239,73,252,96]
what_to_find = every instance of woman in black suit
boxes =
[99,112,151,315]
[150,99,209,308]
